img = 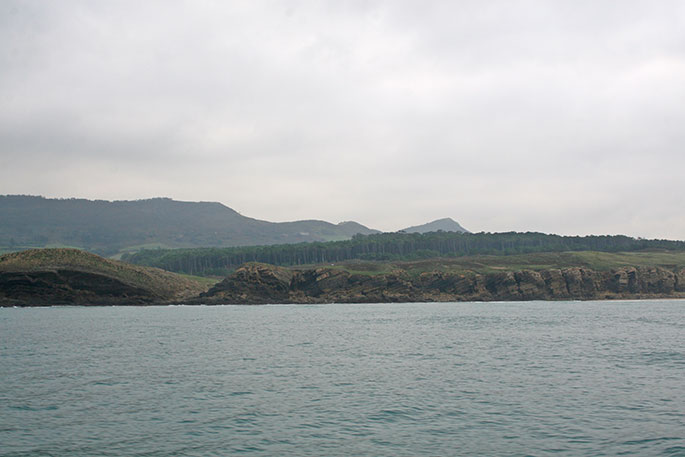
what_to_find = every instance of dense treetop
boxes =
[123,231,685,276]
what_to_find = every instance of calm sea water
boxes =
[1,300,684,456]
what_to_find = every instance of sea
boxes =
[1,300,684,456]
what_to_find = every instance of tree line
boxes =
[122,231,685,276]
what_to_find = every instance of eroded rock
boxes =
[199,262,685,304]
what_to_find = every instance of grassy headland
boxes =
[0,248,213,306]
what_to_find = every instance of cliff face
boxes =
[202,263,685,304]
[0,248,208,306]
[0,270,163,306]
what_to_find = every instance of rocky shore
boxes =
[199,262,685,304]
[0,249,208,306]
[3,249,684,306]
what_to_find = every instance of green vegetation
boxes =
[0,195,378,256]
[178,273,221,287]
[336,251,685,278]
[123,231,685,276]
[0,248,210,298]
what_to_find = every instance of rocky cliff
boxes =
[200,263,685,304]
[0,249,209,306]
[5,250,683,306]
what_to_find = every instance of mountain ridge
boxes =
[0,195,380,256]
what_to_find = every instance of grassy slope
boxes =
[0,248,212,299]
[316,250,685,277]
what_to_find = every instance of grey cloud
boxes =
[1,0,684,238]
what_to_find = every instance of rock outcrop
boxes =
[200,263,685,304]
[6,250,683,306]
[0,248,208,306]
[0,270,163,306]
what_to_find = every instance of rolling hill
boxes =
[0,195,379,256]
[0,248,212,306]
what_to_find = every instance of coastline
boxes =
[192,262,685,305]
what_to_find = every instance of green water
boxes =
[1,300,684,456]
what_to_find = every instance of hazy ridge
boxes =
[0,195,379,256]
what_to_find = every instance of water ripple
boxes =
[1,300,684,456]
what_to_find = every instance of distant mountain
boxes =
[0,196,379,256]
[401,218,469,234]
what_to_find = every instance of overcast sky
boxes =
[1,1,684,238]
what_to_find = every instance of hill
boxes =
[401,218,469,234]
[0,248,211,306]
[0,195,379,256]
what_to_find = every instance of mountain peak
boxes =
[401,218,469,234]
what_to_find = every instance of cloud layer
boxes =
[2,1,684,238]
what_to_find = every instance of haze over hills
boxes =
[401,218,469,234]
[0,195,380,256]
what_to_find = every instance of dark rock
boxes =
[562,268,600,299]
[541,269,569,298]
[202,262,293,303]
[485,272,521,300]
[199,262,685,304]
[636,267,676,294]
[292,268,351,297]
[676,269,685,292]
[0,270,162,305]
[515,270,547,300]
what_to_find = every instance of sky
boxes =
[1,1,684,238]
